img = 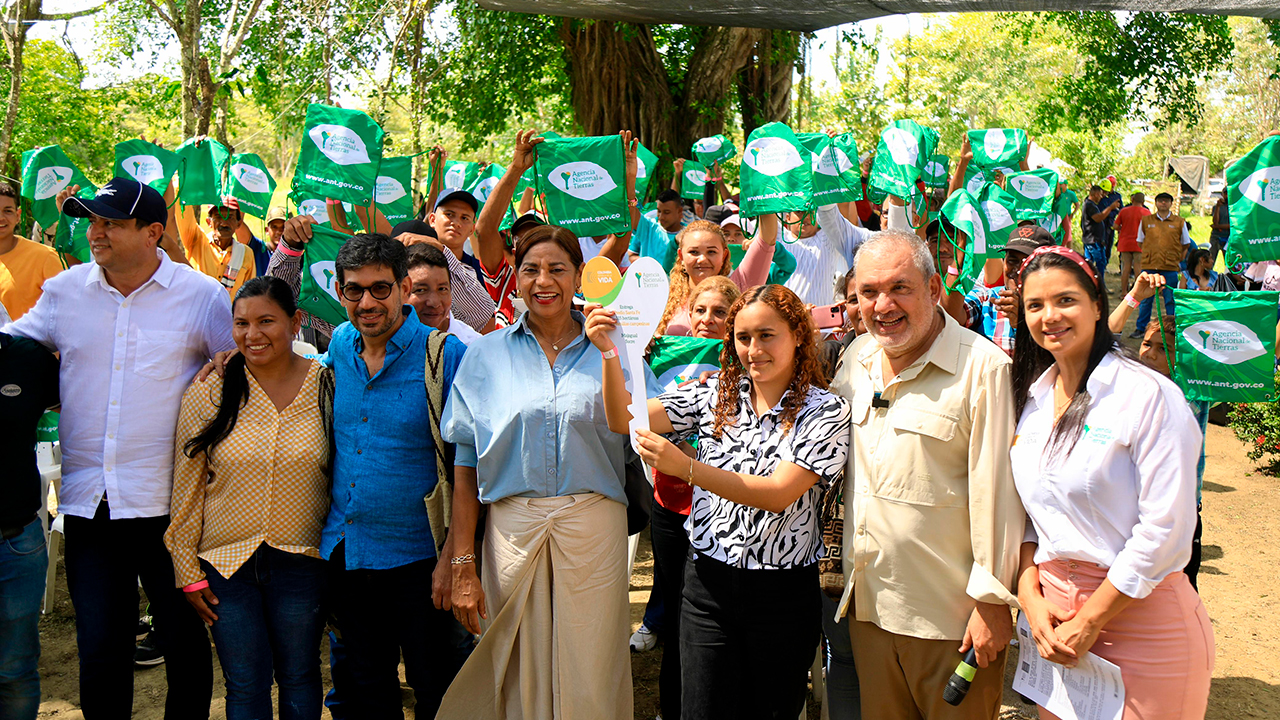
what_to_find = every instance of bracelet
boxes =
[946,265,960,277]
[450,554,476,566]
[1123,293,1139,309]
[183,580,209,593]
[602,346,618,360]
[278,241,304,257]
[685,455,695,486]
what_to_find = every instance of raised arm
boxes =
[585,304,675,435]
[424,147,445,220]
[948,134,973,198]
[475,131,542,273]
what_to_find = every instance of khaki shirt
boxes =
[833,311,1023,641]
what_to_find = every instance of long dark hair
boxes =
[183,277,299,461]
[1011,252,1120,463]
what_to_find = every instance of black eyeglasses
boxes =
[340,282,395,302]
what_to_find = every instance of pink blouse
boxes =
[664,237,775,336]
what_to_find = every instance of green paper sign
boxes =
[534,135,631,237]
[225,153,277,219]
[175,137,231,207]
[798,132,863,206]
[968,128,1029,170]
[680,159,708,201]
[293,103,385,206]
[923,154,950,190]
[692,134,736,167]
[1005,168,1060,221]
[20,145,96,229]
[299,224,354,328]
[740,121,812,217]
[1173,289,1279,403]
[1225,135,1280,264]
[114,139,180,194]
[375,156,414,225]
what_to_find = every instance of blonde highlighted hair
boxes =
[657,219,730,336]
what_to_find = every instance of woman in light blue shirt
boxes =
[436,224,637,720]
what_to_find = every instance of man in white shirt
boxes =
[4,178,232,719]
[782,204,871,306]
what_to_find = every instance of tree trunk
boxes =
[0,25,26,178]
[737,30,798,140]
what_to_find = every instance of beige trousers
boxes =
[435,493,632,720]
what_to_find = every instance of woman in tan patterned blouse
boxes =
[165,276,331,720]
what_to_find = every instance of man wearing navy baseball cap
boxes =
[3,176,232,718]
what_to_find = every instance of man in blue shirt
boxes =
[627,188,686,272]
[319,232,470,719]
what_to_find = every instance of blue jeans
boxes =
[1083,243,1107,282]
[203,545,327,720]
[0,518,47,720]
[819,592,860,720]
[1135,270,1180,334]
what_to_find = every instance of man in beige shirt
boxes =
[832,229,1024,720]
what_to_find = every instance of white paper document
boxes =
[1012,614,1125,720]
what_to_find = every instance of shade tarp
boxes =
[1165,155,1211,198]
[476,0,1280,32]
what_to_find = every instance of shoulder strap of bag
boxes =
[423,330,453,551]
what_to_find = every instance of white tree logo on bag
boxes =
[1240,167,1280,214]
[883,128,920,167]
[983,129,1008,161]
[812,147,854,177]
[298,199,328,223]
[231,163,272,194]
[123,155,165,185]
[308,124,371,166]
[744,137,804,177]
[684,169,707,187]
[548,162,618,201]
[981,200,1014,232]
[310,261,341,303]
[1184,321,1266,364]
[34,167,73,200]
[375,176,407,204]
[1010,175,1051,200]
[694,137,723,154]
[957,203,988,255]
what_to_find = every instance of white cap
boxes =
[720,214,756,234]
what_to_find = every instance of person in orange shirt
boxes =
[0,183,64,321]
[175,197,257,298]
[1113,192,1151,293]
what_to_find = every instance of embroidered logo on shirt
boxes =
[1082,424,1115,444]
[0,383,21,397]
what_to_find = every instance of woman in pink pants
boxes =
[1008,246,1214,720]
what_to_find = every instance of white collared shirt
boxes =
[1011,352,1200,599]
[784,204,870,306]
[445,312,482,345]
[1135,210,1192,246]
[4,250,234,519]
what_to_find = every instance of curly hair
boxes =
[657,220,730,336]
[711,284,825,440]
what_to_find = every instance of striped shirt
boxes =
[164,360,331,587]
[783,205,870,306]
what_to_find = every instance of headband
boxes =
[1016,245,1099,289]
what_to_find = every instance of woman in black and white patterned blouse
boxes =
[587,284,851,720]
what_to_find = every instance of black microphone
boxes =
[943,647,979,706]
[871,392,890,409]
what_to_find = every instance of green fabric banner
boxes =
[648,335,723,391]
[431,160,481,194]
[868,120,938,208]
[299,224,354,328]
[175,137,230,207]
[963,164,987,197]
[534,135,631,237]
[1225,135,1280,264]
[799,132,863,206]
[53,186,96,263]
[468,163,505,213]
[20,145,96,229]
[113,139,180,194]
[680,159,708,200]
[225,153,277,219]
[967,128,1029,170]
[922,154,950,189]
[1005,168,1060,220]
[293,103,385,207]
[740,122,812,217]
[1172,289,1279,403]
[374,156,414,225]
[635,142,660,201]
[692,134,736,167]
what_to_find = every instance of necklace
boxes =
[535,322,578,352]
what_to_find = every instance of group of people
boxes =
[0,124,1219,720]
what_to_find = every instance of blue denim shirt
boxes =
[319,307,467,570]
[442,310,657,505]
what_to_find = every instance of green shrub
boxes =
[1229,370,1280,469]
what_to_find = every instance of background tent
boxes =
[1164,155,1211,199]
